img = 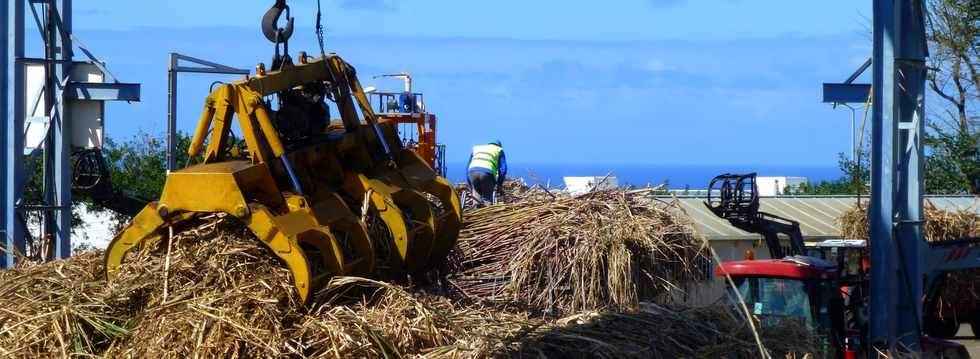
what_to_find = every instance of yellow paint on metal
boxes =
[104,203,166,279]
[389,139,463,264]
[390,188,436,272]
[104,53,460,302]
[241,205,316,301]
[341,173,410,274]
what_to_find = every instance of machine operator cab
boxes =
[717,255,845,355]
[365,72,447,177]
[374,90,424,114]
[717,252,971,359]
[805,240,868,281]
[718,256,842,331]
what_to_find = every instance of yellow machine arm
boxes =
[104,54,461,302]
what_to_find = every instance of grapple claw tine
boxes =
[105,203,167,281]
[388,149,464,265]
[419,176,463,264]
[244,205,323,302]
[390,189,437,272]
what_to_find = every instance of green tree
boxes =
[801,152,870,195]
[808,1,979,195]
[13,131,191,256]
[100,131,193,201]
[925,0,980,194]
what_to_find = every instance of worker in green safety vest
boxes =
[466,140,507,207]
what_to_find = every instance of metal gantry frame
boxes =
[167,53,250,172]
[44,0,73,263]
[824,2,932,354]
[1,0,18,268]
[1,0,139,267]
[823,59,872,161]
[869,0,929,353]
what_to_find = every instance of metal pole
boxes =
[41,0,70,259]
[842,103,857,161]
[849,107,854,161]
[53,0,71,259]
[167,52,176,172]
[893,0,927,350]
[41,0,55,259]
[1,0,9,266]
[869,0,898,354]
[3,0,25,268]
[41,0,56,259]
[166,53,249,172]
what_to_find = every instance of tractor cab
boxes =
[704,174,973,357]
[717,255,846,356]
[805,240,868,283]
[367,72,447,177]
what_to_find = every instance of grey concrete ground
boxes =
[954,324,979,357]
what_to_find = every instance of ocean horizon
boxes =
[446,163,844,190]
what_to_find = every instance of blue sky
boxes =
[62,0,872,166]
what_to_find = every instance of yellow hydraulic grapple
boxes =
[103,54,462,302]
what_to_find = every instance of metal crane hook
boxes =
[262,0,294,44]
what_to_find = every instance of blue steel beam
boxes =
[40,0,71,260]
[844,58,873,85]
[3,0,26,268]
[869,0,898,353]
[822,83,871,103]
[893,0,928,350]
[869,0,931,354]
[52,0,71,259]
[1,0,8,266]
[66,82,140,101]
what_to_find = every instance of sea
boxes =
[445,163,844,190]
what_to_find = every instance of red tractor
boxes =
[707,173,973,359]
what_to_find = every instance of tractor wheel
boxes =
[926,314,960,338]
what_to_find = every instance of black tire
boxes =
[926,315,960,338]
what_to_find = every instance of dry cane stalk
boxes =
[361,189,375,223]
[0,191,821,358]
[162,224,174,304]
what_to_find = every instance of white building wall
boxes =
[563,176,619,196]
[756,176,808,196]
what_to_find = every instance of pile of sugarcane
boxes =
[449,189,707,315]
[837,202,980,312]
[838,201,979,242]
[0,198,822,358]
[0,216,304,357]
[457,179,564,210]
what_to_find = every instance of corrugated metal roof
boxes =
[655,195,980,241]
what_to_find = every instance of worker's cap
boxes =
[489,139,502,147]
